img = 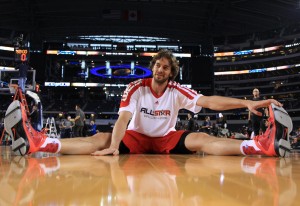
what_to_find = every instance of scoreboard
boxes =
[15,47,30,62]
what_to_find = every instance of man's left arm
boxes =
[196,95,282,116]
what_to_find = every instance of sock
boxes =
[240,140,262,155]
[39,138,61,153]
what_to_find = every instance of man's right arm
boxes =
[91,111,132,156]
[110,111,132,149]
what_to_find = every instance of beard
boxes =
[153,74,171,85]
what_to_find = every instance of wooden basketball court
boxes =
[0,146,299,206]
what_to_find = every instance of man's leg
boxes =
[185,132,243,155]
[184,103,292,157]
[59,133,111,155]
[4,100,111,155]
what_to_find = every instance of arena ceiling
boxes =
[0,0,299,49]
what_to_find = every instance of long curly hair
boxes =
[149,49,179,81]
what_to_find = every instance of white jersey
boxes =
[119,78,203,137]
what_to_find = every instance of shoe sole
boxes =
[4,100,29,156]
[278,139,291,157]
[271,103,293,134]
[271,103,292,157]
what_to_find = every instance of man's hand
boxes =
[247,99,282,116]
[91,148,119,156]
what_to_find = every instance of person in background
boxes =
[291,126,300,148]
[187,113,196,132]
[216,113,229,137]
[73,104,85,137]
[16,62,31,93]
[61,116,74,138]
[216,113,227,129]
[87,120,99,136]
[175,117,183,130]
[248,88,268,137]
[29,104,39,131]
[201,116,212,134]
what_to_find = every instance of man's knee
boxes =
[89,132,112,144]
[185,132,211,151]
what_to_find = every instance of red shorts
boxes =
[121,130,191,154]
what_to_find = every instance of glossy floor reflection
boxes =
[1,146,300,206]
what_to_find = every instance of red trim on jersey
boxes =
[120,78,199,107]
[120,79,143,107]
[149,81,164,98]
[168,81,198,99]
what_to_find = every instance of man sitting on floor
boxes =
[4,50,292,157]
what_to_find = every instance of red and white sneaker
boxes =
[4,100,47,156]
[254,103,292,157]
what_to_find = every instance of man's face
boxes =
[152,57,172,84]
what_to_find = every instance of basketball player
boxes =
[4,50,292,157]
[248,88,268,136]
